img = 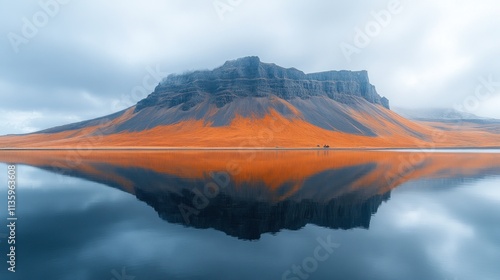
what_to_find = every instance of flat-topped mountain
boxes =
[41,56,392,135]
[0,57,498,148]
[137,56,389,112]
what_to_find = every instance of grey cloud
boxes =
[1,0,499,135]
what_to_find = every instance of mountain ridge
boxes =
[0,56,499,148]
[137,56,389,113]
[37,56,394,136]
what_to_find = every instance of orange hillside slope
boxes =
[0,107,499,148]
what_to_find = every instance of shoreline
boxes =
[0,146,499,151]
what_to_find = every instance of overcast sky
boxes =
[1,0,499,135]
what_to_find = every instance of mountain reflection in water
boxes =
[1,150,499,240]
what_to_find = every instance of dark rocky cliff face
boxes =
[136,56,390,112]
[37,56,395,136]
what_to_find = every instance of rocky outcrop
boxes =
[136,56,390,112]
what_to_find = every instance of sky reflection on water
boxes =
[0,151,499,280]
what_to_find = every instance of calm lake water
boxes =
[0,150,499,280]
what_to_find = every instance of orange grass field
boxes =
[0,106,499,149]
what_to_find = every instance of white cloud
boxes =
[0,110,42,134]
[478,95,500,119]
